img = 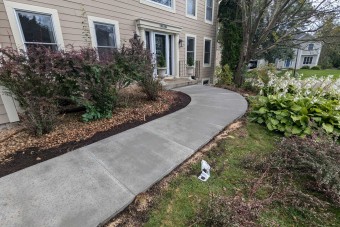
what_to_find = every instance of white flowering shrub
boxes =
[249,71,340,136]
[249,71,340,98]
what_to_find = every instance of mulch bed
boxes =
[0,89,190,178]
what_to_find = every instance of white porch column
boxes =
[174,34,180,78]
[140,28,146,48]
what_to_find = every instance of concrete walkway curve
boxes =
[0,85,247,227]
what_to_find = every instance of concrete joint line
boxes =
[87,150,136,196]
[143,126,195,153]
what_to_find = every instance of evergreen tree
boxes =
[218,0,242,72]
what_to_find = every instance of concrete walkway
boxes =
[0,85,247,227]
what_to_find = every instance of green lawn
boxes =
[279,69,340,79]
[298,69,340,79]
[144,121,340,227]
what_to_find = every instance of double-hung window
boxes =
[16,11,58,50]
[205,0,214,24]
[303,56,313,64]
[140,0,175,13]
[186,0,197,19]
[94,23,116,58]
[4,1,64,51]
[203,38,212,67]
[150,0,172,7]
[88,16,120,60]
[186,35,196,65]
[308,44,314,51]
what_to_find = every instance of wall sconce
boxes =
[179,39,183,47]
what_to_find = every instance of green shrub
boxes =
[250,94,340,136]
[157,54,166,68]
[139,76,162,101]
[128,37,162,100]
[187,55,194,67]
[311,65,321,70]
[248,71,340,136]
[78,64,118,122]
[215,64,234,86]
[242,64,277,92]
[246,64,277,86]
[0,36,160,133]
[301,65,310,69]
[22,97,58,136]
[0,47,61,136]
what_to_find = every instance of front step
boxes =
[162,77,200,90]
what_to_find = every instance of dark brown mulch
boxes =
[0,91,190,178]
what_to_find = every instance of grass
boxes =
[144,121,340,226]
[279,69,340,79]
[298,69,340,79]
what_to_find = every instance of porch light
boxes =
[179,39,184,47]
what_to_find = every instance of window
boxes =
[285,59,291,67]
[303,56,313,64]
[308,44,314,51]
[94,23,116,58]
[202,78,210,85]
[4,1,64,50]
[205,0,214,24]
[140,0,176,13]
[88,16,120,60]
[203,38,212,67]
[186,35,196,65]
[186,0,197,19]
[145,31,151,50]
[150,0,172,7]
[17,11,57,50]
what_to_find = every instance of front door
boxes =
[146,32,173,77]
[155,34,166,67]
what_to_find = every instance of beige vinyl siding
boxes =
[0,0,218,78]
[0,2,14,47]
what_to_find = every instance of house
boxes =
[248,59,267,69]
[0,0,219,125]
[276,34,322,69]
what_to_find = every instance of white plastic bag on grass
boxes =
[198,160,210,182]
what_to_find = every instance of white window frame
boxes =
[140,0,176,13]
[185,34,197,66]
[87,16,121,50]
[205,0,214,24]
[203,37,213,67]
[186,0,197,20]
[4,1,64,50]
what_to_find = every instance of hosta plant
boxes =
[249,71,340,136]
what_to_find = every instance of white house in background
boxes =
[276,34,322,69]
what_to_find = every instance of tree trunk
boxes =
[234,56,245,87]
[234,38,249,87]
